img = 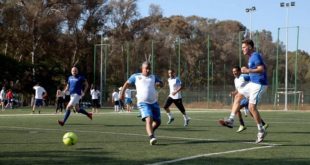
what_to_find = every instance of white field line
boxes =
[0,125,280,164]
[0,125,280,147]
[146,145,275,165]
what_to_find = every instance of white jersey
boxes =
[125,89,132,98]
[127,73,162,104]
[168,77,182,99]
[33,85,46,99]
[112,91,119,101]
[90,89,100,99]
[0,89,5,100]
[234,74,250,93]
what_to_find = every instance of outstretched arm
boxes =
[119,81,131,100]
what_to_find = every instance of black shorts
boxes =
[164,97,184,109]
[92,99,100,108]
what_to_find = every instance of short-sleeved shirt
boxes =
[0,89,5,100]
[248,52,268,85]
[68,75,86,95]
[168,77,182,99]
[127,73,162,104]
[33,86,46,99]
[112,92,119,101]
[125,89,132,98]
[90,89,100,100]
[234,74,250,93]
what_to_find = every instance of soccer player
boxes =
[230,66,268,133]
[55,85,65,114]
[112,89,120,112]
[58,67,92,126]
[119,61,163,145]
[32,82,47,114]
[90,85,100,113]
[0,87,5,111]
[124,88,133,112]
[219,39,268,143]
[163,69,190,126]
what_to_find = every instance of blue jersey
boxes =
[248,52,268,85]
[68,75,86,95]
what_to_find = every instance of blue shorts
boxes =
[138,102,161,122]
[125,98,132,104]
[240,97,249,108]
[35,99,43,106]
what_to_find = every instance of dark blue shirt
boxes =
[68,75,86,95]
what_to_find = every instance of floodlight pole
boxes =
[94,42,109,105]
[280,1,295,111]
[245,6,256,39]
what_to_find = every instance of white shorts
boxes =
[68,94,81,106]
[238,82,267,105]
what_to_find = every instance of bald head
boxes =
[141,61,151,76]
[71,67,79,76]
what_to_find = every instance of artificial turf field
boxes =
[0,107,310,165]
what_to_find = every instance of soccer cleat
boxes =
[87,113,93,120]
[150,137,157,145]
[218,119,234,128]
[184,118,191,127]
[255,130,267,144]
[58,120,64,126]
[263,123,269,130]
[236,125,247,133]
[167,117,175,124]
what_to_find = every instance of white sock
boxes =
[167,112,173,119]
[183,114,188,120]
[229,113,235,121]
[257,123,264,131]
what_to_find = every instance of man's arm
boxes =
[241,65,264,74]
[119,82,131,100]
[83,80,89,96]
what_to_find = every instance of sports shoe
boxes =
[236,125,247,133]
[150,137,157,145]
[58,120,64,126]
[263,123,269,130]
[167,117,174,124]
[218,118,234,128]
[184,118,191,127]
[255,130,267,144]
[87,113,93,120]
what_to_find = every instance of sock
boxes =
[229,113,235,121]
[77,108,89,116]
[167,112,173,119]
[239,118,245,126]
[183,114,188,120]
[261,120,266,126]
[149,134,155,139]
[257,123,264,131]
[63,109,71,123]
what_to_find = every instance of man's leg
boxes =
[219,93,243,128]
[174,99,190,126]
[164,97,174,124]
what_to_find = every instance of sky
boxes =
[137,0,310,53]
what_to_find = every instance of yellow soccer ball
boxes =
[63,132,78,146]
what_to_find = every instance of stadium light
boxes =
[280,1,295,111]
[94,35,109,105]
[245,6,256,39]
